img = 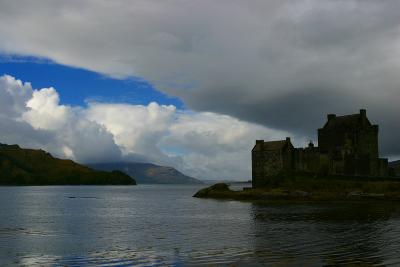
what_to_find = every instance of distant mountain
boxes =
[0,144,136,185]
[389,160,400,177]
[88,162,203,184]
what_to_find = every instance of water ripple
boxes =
[2,186,400,266]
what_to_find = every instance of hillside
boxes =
[88,162,202,184]
[389,160,400,177]
[0,144,136,185]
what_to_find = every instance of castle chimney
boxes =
[327,114,336,121]
[360,109,366,118]
[256,140,264,145]
[256,140,264,149]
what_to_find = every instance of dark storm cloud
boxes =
[0,0,399,157]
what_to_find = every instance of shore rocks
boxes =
[194,182,396,202]
[193,183,230,198]
[289,190,311,197]
[347,191,385,198]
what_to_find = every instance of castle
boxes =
[252,109,389,188]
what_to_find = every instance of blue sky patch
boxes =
[0,55,184,108]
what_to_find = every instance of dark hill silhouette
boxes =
[88,162,202,184]
[0,144,136,185]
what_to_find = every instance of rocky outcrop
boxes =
[193,183,230,198]
[194,179,400,201]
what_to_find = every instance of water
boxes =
[1,185,400,266]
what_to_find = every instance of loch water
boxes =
[1,185,400,266]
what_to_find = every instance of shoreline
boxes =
[193,181,400,202]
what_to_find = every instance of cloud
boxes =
[0,74,290,180]
[85,102,176,157]
[23,87,69,130]
[160,112,294,179]
[0,75,32,118]
[0,1,398,157]
[0,75,122,163]
[86,105,294,179]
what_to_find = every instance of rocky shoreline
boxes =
[193,182,400,202]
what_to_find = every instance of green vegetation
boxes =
[194,176,400,201]
[0,144,136,185]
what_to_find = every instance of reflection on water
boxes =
[251,202,400,266]
[1,185,400,266]
[17,249,173,266]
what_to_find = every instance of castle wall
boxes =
[252,110,390,185]
[342,155,371,176]
[294,147,320,174]
[317,112,382,177]
[252,149,283,187]
[282,145,295,175]
[330,158,344,175]
[252,149,265,188]
[318,128,346,154]
[356,126,379,159]
[373,158,389,177]
[252,141,294,188]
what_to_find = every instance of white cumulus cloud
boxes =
[23,87,69,130]
[0,74,292,180]
[0,74,121,164]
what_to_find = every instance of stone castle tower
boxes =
[252,109,389,188]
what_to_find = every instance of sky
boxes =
[0,0,399,180]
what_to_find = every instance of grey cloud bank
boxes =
[0,1,399,158]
